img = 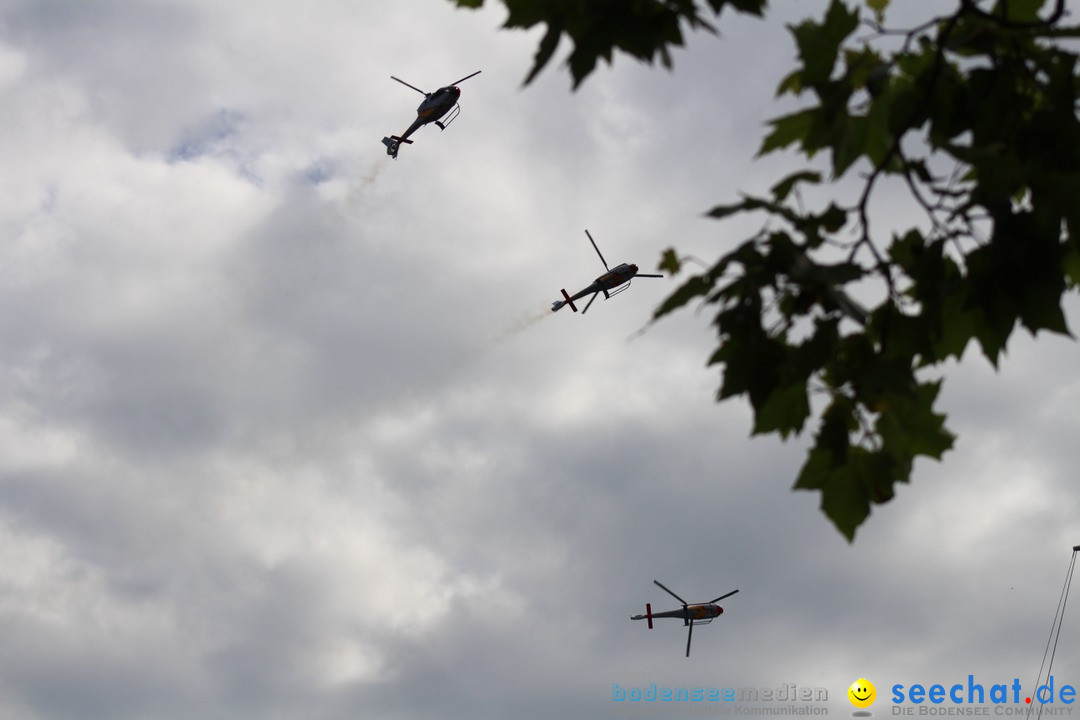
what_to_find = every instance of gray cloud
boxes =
[0,2,1077,719]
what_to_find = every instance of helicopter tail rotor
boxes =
[552,289,577,313]
[381,135,413,159]
[629,603,655,628]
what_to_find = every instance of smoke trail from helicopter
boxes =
[350,155,389,203]
[361,155,388,188]
[486,306,550,345]
[447,305,551,375]
[333,154,391,223]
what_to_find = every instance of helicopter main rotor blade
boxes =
[582,291,600,314]
[390,76,429,96]
[584,229,610,271]
[685,619,694,657]
[448,70,482,86]
[635,273,664,278]
[653,580,688,606]
[706,589,739,604]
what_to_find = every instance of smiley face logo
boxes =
[848,678,876,708]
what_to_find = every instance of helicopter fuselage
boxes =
[632,604,723,623]
[594,263,640,289]
[416,86,461,122]
[396,87,461,144]
[558,263,639,307]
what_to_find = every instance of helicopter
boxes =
[631,580,739,657]
[551,230,663,313]
[381,70,481,159]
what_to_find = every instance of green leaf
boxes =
[524,24,563,86]
[775,68,804,97]
[831,114,865,177]
[759,109,817,155]
[466,0,770,88]
[818,204,847,232]
[932,292,977,362]
[796,445,871,543]
[1000,0,1049,24]
[1065,245,1080,287]
[705,198,753,220]
[878,381,955,464]
[709,0,768,15]
[658,248,682,275]
[712,320,788,408]
[753,381,811,438]
[817,395,857,458]
[770,171,822,201]
[788,0,860,86]
[794,447,833,491]
[818,454,870,542]
[654,275,713,319]
[865,0,889,23]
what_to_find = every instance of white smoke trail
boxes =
[486,306,551,345]
[445,305,552,377]
[329,155,390,225]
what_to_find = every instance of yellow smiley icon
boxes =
[848,678,876,708]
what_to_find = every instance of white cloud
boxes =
[0,1,1077,719]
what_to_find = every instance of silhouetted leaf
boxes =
[653,275,714,319]
[789,0,860,86]
[866,0,889,23]
[659,248,683,275]
[524,24,562,86]
[760,109,816,155]
[753,381,811,437]
[770,171,822,201]
[448,0,768,88]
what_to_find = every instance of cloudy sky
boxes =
[1,1,1078,718]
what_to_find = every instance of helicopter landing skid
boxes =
[435,104,461,130]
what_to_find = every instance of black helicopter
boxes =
[552,230,664,314]
[631,580,739,657]
[381,71,481,159]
